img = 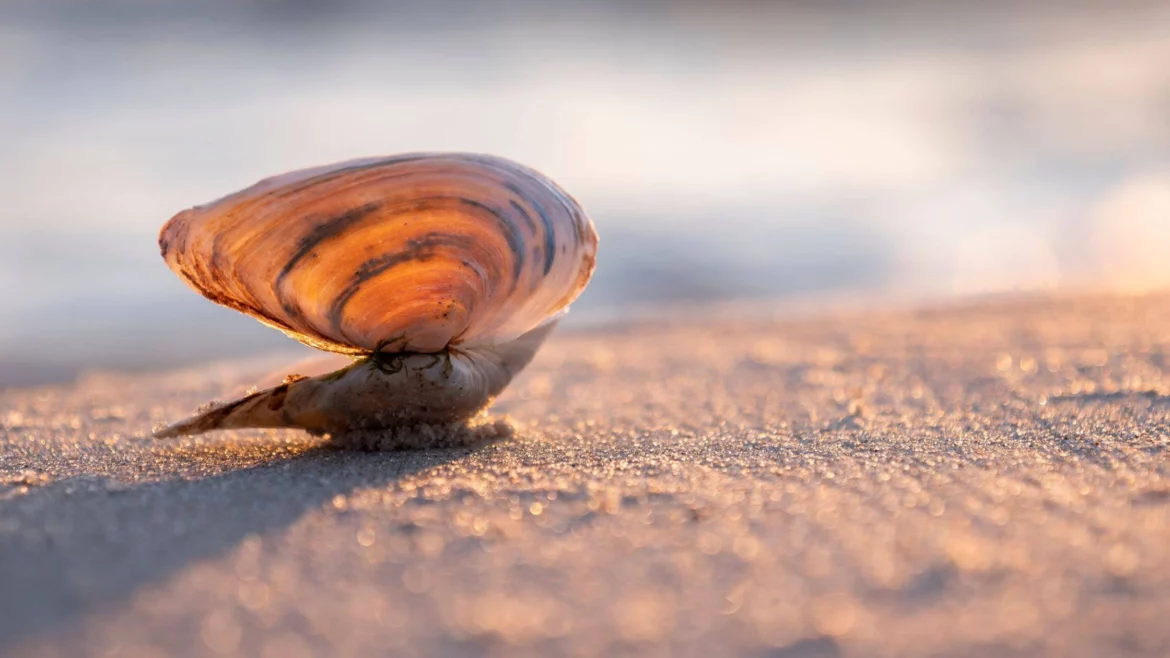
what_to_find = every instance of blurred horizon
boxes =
[2,0,1169,386]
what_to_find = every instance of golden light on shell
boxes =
[154,153,598,441]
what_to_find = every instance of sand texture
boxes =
[2,292,1169,657]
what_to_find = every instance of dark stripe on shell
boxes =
[272,195,526,335]
[455,197,525,285]
[505,181,557,275]
[507,200,538,234]
[449,154,560,275]
[325,233,479,342]
[274,202,383,320]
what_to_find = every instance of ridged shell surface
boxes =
[159,153,598,355]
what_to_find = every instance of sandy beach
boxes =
[2,291,1169,657]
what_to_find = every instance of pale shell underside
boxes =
[155,153,598,440]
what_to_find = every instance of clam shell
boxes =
[160,153,597,355]
[154,153,598,441]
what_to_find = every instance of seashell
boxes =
[153,153,597,439]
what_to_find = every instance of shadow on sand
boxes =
[0,441,482,651]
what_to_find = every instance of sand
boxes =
[1,292,1169,657]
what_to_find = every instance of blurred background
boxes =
[1,0,1169,386]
